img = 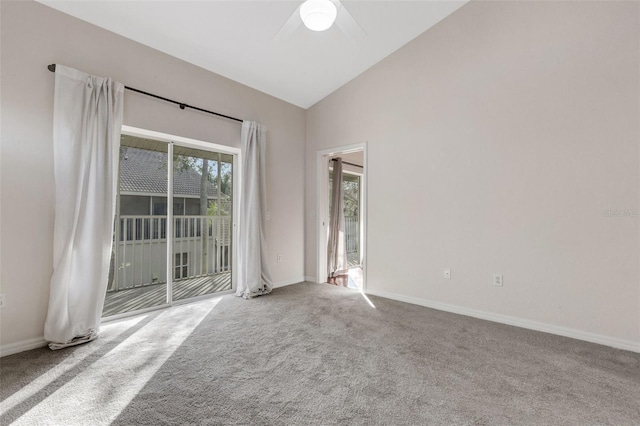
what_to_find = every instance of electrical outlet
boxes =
[0,293,5,308]
[277,254,282,263]
[444,268,451,279]
[493,274,503,287]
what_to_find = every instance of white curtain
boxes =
[44,65,124,349]
[327,158,347,282]
[236,121,273,299]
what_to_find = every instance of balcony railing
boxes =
[345,216,359,255]
[108,215,232,292]
[109,214,361,292]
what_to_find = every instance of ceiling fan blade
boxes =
[273,4,303,41]
[332,0,367,41]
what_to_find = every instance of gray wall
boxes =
[0,1,306,348]
[306,1,639,346]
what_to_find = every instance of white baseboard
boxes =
[272,277,306,289]
[365,289,640,353]
[7,287,635,356]
[0,336,48,357]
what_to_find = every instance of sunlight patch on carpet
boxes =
[11,298,221,426]
[360,291,376,309]
[0,315,148,415]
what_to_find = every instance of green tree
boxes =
[329,171,360,218]
[173,155,214,273]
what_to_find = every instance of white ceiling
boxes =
[37,1,467,109]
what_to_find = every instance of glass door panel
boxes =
[342,173,361,267]
[329,170,361,268]
[171,145,233,302]
[103,136,169,317]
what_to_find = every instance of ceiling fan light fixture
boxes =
[300,0,338,32]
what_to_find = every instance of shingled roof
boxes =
[119,147,221,198]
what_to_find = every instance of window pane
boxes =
[185,198,201,215]
[173,198,185,216]
[120,195,150,216]
[153,197,167,215]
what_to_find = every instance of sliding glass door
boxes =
[104,136,170,316]
[171,146,233,302]
[103,133,235,317]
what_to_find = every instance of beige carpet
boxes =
[1,282,639,425]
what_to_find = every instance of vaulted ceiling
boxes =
[37,1,468,109]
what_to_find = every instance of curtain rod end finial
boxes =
[48,64,56,72]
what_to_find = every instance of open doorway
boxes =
[317,143,366,291]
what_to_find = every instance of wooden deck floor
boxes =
[104,253,358,317]
[103,273,231,317]
[347,252,360,268]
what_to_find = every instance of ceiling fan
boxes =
[274,0,366,41]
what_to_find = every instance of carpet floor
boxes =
[1,282,639,425]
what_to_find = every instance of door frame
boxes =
[316,142,367,291]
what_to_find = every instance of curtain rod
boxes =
[47,64,243,123]
[331,158,363,168]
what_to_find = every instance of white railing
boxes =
[108,215,231,292]
[345,216,359,254]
